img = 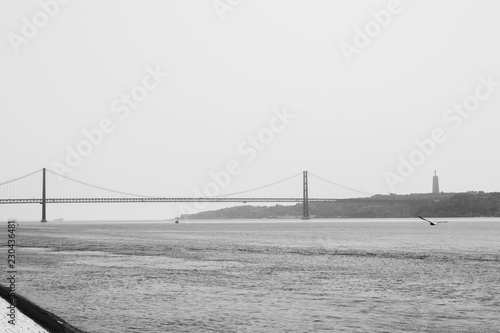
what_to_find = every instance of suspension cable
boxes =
[45,169,155,198]
[308,172,373,197]
[215,172,302,198]
[0,169,43,187]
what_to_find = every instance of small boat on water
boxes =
[165,217,179,223]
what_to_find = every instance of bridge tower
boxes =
[41,168,47,222]
[302,170,310,219]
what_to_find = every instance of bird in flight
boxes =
[418,216,448,226]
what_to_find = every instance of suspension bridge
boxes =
[0,168,421,221]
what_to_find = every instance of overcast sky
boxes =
[2,0,500,220]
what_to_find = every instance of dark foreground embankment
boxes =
[0,284,87,333]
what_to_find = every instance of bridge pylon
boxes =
[302,170,310,220]
[41,168,47,222]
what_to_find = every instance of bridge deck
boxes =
[0,197,432,204]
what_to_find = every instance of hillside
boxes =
[181,192,500,219]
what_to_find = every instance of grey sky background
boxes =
[1,0,500,220]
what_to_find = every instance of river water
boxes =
[5,218,500,332]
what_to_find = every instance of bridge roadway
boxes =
[0,197,432,204]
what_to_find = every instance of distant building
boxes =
[432,171,440,194]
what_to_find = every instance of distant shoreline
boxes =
[11,217,500,224]
[182,192,500,220]
[7,192,499,222]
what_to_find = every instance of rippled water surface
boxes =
[5,218,500,332]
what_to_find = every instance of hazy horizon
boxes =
[2,0,500,220]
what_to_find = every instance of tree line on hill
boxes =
[181,192,500,219]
